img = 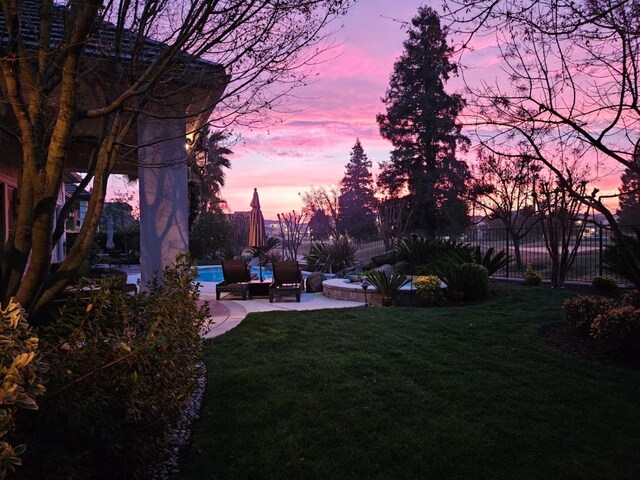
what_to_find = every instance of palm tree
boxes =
[200,130,232,213]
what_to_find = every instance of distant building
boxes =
[64,175,92,233]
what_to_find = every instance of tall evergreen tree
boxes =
[376,6,469,235]
[618,168,640,227]
[337,139,378,241]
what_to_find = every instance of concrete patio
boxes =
[121,265,365,339]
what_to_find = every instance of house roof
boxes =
[64,182,91,200]
[0,0,224,77]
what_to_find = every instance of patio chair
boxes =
[216,260,251,300]
[269,260,304,303]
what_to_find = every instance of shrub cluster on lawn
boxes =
[395,237,510,276]
[390,236,504,306]
[591,275,619,295]
[17,255,211,479]
[432,262,490,302]
[523,265,543,286]
[413,275,446,307]
[563,296,617,336]
[563,293,640,358]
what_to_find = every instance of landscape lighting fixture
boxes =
[187,128,209,174]
[361,279,370,307]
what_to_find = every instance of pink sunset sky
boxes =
[107,0,625,219]
[221,0,450,219]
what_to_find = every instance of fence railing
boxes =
[353,226,629,285]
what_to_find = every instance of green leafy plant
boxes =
[523,265,543,286]
[0,300,46,479]
[25,255,211,478]
[396,237,509,278]
[602,231,640,287]
[471,246,511,276]
[562,295,617,336]
[591,305,640,357]
[591,275,619,295]
[249,236,282,268]
[432,262,489,302]
[364,270,408,306]
[413,275,446,307]
[394,237,445,266]
[305,236,357,273]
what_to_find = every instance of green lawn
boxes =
[182,285,640,480]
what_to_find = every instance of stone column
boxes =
[137,113,188,288]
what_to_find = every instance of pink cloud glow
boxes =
[107,1,626,221]
[222,0,424,218]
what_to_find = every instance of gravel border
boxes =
[147,361,207,480]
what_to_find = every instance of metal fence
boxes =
[353,226,628,285]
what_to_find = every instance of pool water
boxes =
[196,266,272,283]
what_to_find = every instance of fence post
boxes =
[505,229,510,279]
[599,226,603,277]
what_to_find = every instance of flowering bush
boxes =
[591,306,640,357]
[413,275,446,307]
[0,300,46,479]
[562,296,617,336]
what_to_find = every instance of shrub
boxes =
[364,270,408,305]
[433,262,489,302]
[0,300,46,479]
[395,237,446,266]
[413,275,446,307]
[23,255,211,479]
[471,246,511,276]
[305,236,357,273]
[562,296,617,336]
[602,231,640,285]
[523,265,543,286]
[591,305,640,357]
[459,263,490,301]
[621,289,640,307]
[591,275,619,295]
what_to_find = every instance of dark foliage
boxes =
[308,210,333,242]
[376,6,469,234]
[337,139,378,241]
[591,276,619,295]
[617,168,640,227]
[432,262,489,302]
[18,256,211,479]
[189,210,232,260]
[305,236,357,273]
[603,231,640,286]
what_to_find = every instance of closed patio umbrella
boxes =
[106,216,115,250]
[248,188,266,281]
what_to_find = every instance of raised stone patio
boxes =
[322,277,446,306]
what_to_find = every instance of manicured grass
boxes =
[182,285,640,480]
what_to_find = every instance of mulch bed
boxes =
[539,323,640,372]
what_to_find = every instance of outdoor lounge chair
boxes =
[269,260,304,303]
[216,260,252,300]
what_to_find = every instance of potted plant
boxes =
[364,270,409,306]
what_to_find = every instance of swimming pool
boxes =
[196,265,272,283]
